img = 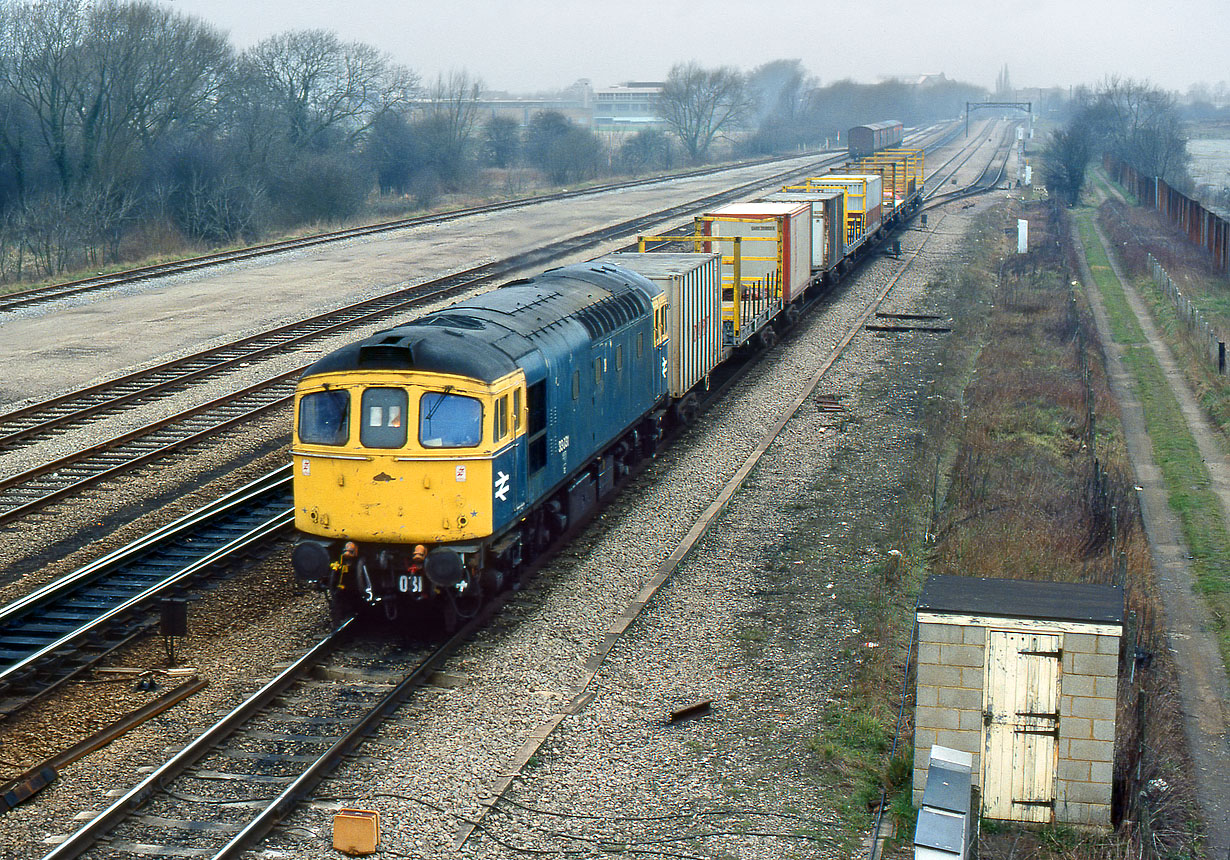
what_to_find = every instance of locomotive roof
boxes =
[301,263,661,383]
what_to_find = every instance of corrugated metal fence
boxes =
[1103,156,1230,275]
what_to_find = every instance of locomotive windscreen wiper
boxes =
[424,385,455,421]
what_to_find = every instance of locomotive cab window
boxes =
[420,391,482,448]
[298,389,350,445]
[360,387,407,448]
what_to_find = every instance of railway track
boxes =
[36,621,450,860]
[0,122,991,711]
[0,153,854,463]
[0,152,853,316]
[11,121,1006,857]
[0,122,958,319]
[0,469,292,718]
[0,125,963,462]
[2,136,995,529]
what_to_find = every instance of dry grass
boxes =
[927,201,1202,859]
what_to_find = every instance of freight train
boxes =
[290,146,925,628]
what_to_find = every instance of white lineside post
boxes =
[1017,219,1028,254]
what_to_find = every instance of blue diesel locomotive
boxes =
[291,263,670,625]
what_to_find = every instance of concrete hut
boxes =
[912,575,1124,827]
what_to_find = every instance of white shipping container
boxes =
[761,190,843,271]
[702,201,812,303]
[593,253,722,398]
[809,174,882,216]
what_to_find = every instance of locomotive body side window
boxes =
[420,392,482,448]
[360,387,407,448]
[527,381,547,472]
[298,390,350,445]
[495,395,508,441]
[513,388,522,431]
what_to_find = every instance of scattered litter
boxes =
[669,699,713,723]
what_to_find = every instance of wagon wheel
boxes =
[672,393,700,426]
[756,327,778,351]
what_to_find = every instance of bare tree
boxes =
[424,70,482,158]
[657,62,750,162]
[1041,125,1091,206]
[747,58,814,153]
[79,2,231,175]
[482,115,520,168]
[1089,77,1187,181]
[0,0,231,190]
[241,29,417,150]
[0,0,90,190]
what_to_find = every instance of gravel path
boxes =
[1073,212,1230,856]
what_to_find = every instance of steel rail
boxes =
[0,125,956,452]
[209,634,458,860]
[0,155,856,454]
[0,467,289,630]
[16,121,989,857]
[0,124,963,533]
[0,468,292,711]
[454,178,959,852]
[0,506,291,689]
[0,152,847,315]
[0,121,985,709]
[39,619,353,860]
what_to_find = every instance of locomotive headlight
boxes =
[424,548,466,587]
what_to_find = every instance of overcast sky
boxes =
[164,0,1225,95]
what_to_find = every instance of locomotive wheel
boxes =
[439,592,460,635]
[329,591,359,625]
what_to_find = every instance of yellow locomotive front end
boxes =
[291,366,526,620]
[294,370,508,543]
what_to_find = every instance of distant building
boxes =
[593,82,666,132]
[414,80,594,128]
